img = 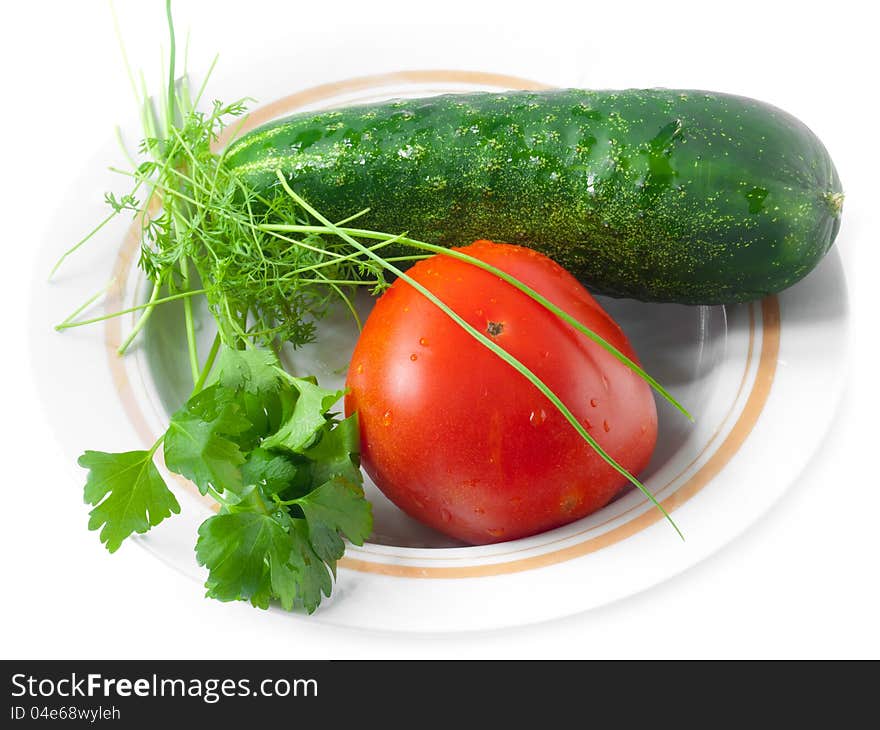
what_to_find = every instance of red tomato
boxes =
[344,241,657,544]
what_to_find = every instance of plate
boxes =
[31,71,849,632]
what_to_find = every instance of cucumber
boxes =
[226,89,842,304]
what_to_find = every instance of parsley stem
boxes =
[205,485,233,507]
[272,496,302,507]
[148,434,164,458]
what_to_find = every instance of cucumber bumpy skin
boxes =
[226,88,843,304]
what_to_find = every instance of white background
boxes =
[2,0,877,658]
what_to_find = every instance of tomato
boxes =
[344,241,657,544]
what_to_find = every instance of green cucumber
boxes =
[226,89,842,304]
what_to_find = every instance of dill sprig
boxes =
[55,84,393,362]
[52,8,390,361]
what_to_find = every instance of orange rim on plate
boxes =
[104,70,780,579]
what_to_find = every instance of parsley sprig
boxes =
[81,346,370,613]
[56,1,377,613]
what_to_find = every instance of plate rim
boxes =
[31,67,849,632]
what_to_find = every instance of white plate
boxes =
[31,71,849,632]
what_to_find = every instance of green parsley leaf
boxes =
[218,347,282,395]
[303,413,361,487]
[298,477,373,565]
[195,510,333,612]
[240,448,299,495]
[179,384,240,423]
[81,336,368,613]
[80,450,180,553]
[164,387,250,494]
[262,377,345,453]
[286,519,334,613]
[196,511,287,608]
[267,547,300,611]
[236,391,274,444]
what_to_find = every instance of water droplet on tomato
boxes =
[603,419,611,432]
[590,398,599,407]
[410,353,418,361]
[475,308,484,317]
[487,527,505,538]
[473,506,485,514]
[602,375,610,390]
[355,363,363,374]
[529,408,547,426]
[440,508,452,523]
[584,419,593,430]
[419,337,429,346]
[382,410,393,426]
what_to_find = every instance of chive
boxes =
[260,223,692,422]
[275,173,683,539]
